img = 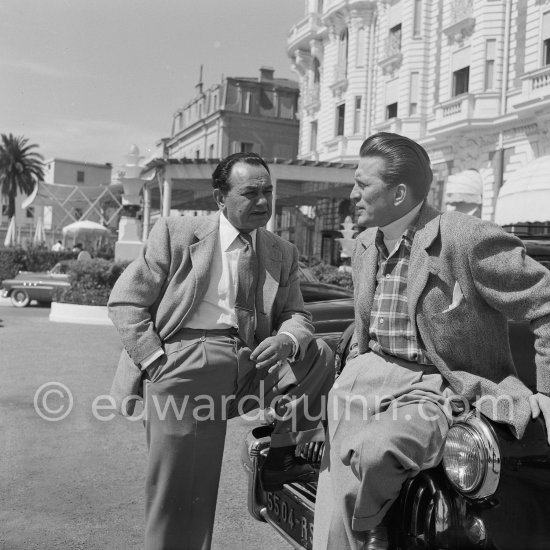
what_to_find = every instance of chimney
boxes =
[196,64,204,94]
[259,66,275,82]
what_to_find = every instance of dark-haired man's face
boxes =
[214,162,273,232]
[351,156,403,228]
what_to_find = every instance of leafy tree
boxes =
[0,133,44,219]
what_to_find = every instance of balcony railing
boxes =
[512,65,550,109]
[427,93,476,132]
[288,13,322,50]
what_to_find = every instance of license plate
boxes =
[265,488,314,549]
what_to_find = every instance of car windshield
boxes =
[49,262,69,275]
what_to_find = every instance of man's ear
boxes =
[213,189,224,209]
[394,184,407,206]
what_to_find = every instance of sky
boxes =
[0,0,305,170]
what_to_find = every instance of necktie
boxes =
[375,229,389,260]
[235,232,258,347]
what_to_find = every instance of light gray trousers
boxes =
[313,350,454,550]
[143,328,333,550]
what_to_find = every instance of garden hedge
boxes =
[56,259,129,306]
[0,247,75,283]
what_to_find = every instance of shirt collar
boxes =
[219,213,257,251]
[379,200,424,243]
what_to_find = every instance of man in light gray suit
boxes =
[108,152,333,550]
[313,133,550,550]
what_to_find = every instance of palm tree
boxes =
[0,133,44,220]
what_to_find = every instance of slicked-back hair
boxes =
[359,132,433,201]
[212,152,270,194]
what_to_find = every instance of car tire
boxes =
[11,289,30,308]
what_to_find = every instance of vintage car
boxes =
[242,237,550,550]
[0,261,73,308]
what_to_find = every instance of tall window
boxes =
[336,103,346,136]
[310,121,318,152]
[208,144,215,159]
[453,67,470,96]
[413,0,422,37]
[240,142,254,153]
[353,97,362,134]
[338,29,349,78]
[77,170,85,183]
[386,102,398,119]
[389,24,402,55]
[485,39,496,90]
[543,11,550,65]
[356,27,365,67]
[409,72,419,115]
[313,58,321,85]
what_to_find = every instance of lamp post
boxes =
[114,145,146,262]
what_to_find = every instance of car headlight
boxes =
[442,414,501,500]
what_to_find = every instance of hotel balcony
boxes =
[427,92,499,134]
[374,117,402,134]
[378,37,402,75]
[511,65,550,111]
[302,85,321,114]
[288,13,324,52]
[329,64,348,96]
[443,0,475,44]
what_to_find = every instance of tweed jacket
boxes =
[352,203,550,438]
[108,212,314,414]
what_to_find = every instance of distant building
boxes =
[288,0,550,235]
[41,159,113,232]
[1,158,114,246]
[164,66,300,160]
[43,158,112,187]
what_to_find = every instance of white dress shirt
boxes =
[379,200,424,254]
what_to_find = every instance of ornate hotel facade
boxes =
[288,0,550,232]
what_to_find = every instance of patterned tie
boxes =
[375,228,389,260]
[235,232,258,347]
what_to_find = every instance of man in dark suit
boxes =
[108,152,333,550]
[313,133,550,550]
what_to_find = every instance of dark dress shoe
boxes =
[355,524,389,550]
[260,460,317,492]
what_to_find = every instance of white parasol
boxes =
[3,216,17,247]
[33,216,46,245]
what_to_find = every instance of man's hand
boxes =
[529,393,550,444]
[250,334,294,372]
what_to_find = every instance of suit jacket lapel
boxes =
[355,228,379,323]
[256,228,282,317]
[188,213,219,309]
[407,204,442,322]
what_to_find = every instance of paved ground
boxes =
[0,304,286,550]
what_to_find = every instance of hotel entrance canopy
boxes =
[141,158,357,230]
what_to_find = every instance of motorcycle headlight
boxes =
[442,414,501,500]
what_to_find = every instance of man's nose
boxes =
[350,184,360,201]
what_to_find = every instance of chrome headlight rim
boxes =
[443,413,501,500]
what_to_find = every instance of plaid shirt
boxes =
[368,226,433,365]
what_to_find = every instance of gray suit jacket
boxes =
[108,213,314,414]
[352,203,550,438]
